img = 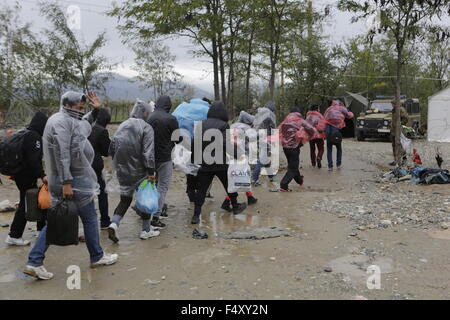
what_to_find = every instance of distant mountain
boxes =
[100,73,211,102]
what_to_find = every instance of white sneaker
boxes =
[91,253,118,268]
[139,229,160,240]
[23,265,54,280]
[5,235,30,246]
[107,223,119,243]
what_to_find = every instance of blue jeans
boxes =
[252,160,275,181]
[326,125,343,169]
[27,200,104,267]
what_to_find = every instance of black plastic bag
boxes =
[46,200,79,246]
[25,188,42,222]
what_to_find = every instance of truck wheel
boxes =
[357,132,365,141]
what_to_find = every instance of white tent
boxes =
[428,86,450,143]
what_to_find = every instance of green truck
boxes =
[356,97,420,141]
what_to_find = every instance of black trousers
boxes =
[9,173,46,239]
[280,147,303,190]
[194,170,238,216]
[186,174,198,202]
[94,167,110,225]
[113,195,151,221]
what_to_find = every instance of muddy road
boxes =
[0,139,449,300]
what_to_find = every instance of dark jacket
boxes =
[19,112,48,180]
[88,108,111,171]
[197,101,231,172]
[147,96,179,164]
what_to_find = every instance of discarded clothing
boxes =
[192,229,208,239]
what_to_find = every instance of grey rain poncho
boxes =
[109,99,155,196]
[230,111,257,158]
[43,91,99,208]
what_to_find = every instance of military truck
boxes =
[355,97,420,141]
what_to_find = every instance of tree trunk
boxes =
[212,37,220,101]
[218,33,227,106]
[245,28,255,109]
[269,45,276,101]
[393,50,403,164]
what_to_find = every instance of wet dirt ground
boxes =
[0,139,449,300]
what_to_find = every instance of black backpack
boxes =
[327,130,343,145]
[0,130,28,176]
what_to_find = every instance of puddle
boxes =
[428,229,450,240]
[328,255,395,284]
[196,210,299,237]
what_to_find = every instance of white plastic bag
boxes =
[227,158,252,193]
[400,133,412,154]
[172,144,200,176]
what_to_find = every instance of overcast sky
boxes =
[7,0,367,93]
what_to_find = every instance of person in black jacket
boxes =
[5,112,48,246]
[145,96,179,229]
[88,108,111,229]
[191,101,247,224]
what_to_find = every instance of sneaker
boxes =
[298,176,304,186]
[232,203,247,215]
[91,253,118,268]
[252,180,262,187]
[191,214,200,225]
[107,223,119,243]
[221,199,232,212]
[151,217,167,230]
[279,188,293,192]
[160,204,168,218]
[247,196,258,205]
[337,165,342,170]
[23,265,53,280]
[78,235,86,242]
[328,167,333,171]
[5,235,30,246]
[140,229,160,240]
[100,221,111,230]
[317,157,322,169]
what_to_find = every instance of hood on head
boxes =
[130,98,153,121]
[237,111,254,126]
[60,91,86,111]
[27,112,48,136]
[290,106,301,114]
[264,101,276,112]
[207,101,229,122]
[155,95,172,112]
[331,100,344,108]
[96,108,111,127]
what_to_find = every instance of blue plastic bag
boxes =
[135,180,160,215]
[172,99,209,137]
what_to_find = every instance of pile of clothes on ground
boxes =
[382,167,450,185]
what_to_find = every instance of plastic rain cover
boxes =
[43,91,99,208]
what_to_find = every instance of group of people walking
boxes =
[2,89,353,280]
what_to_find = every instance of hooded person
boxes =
[320,100,354,170]
[278,106,316,192]
[108,98,158,242]
[5,112,48,247]
[145,95,179,229]
[88,108,112,229]
[306,105,326,168]
[191,101,247,224]
[24,91,118,280]
[172,98,210,203]
[221,111,258,212]
[252,101,277,185]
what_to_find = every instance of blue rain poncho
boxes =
[172,98,209,138]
